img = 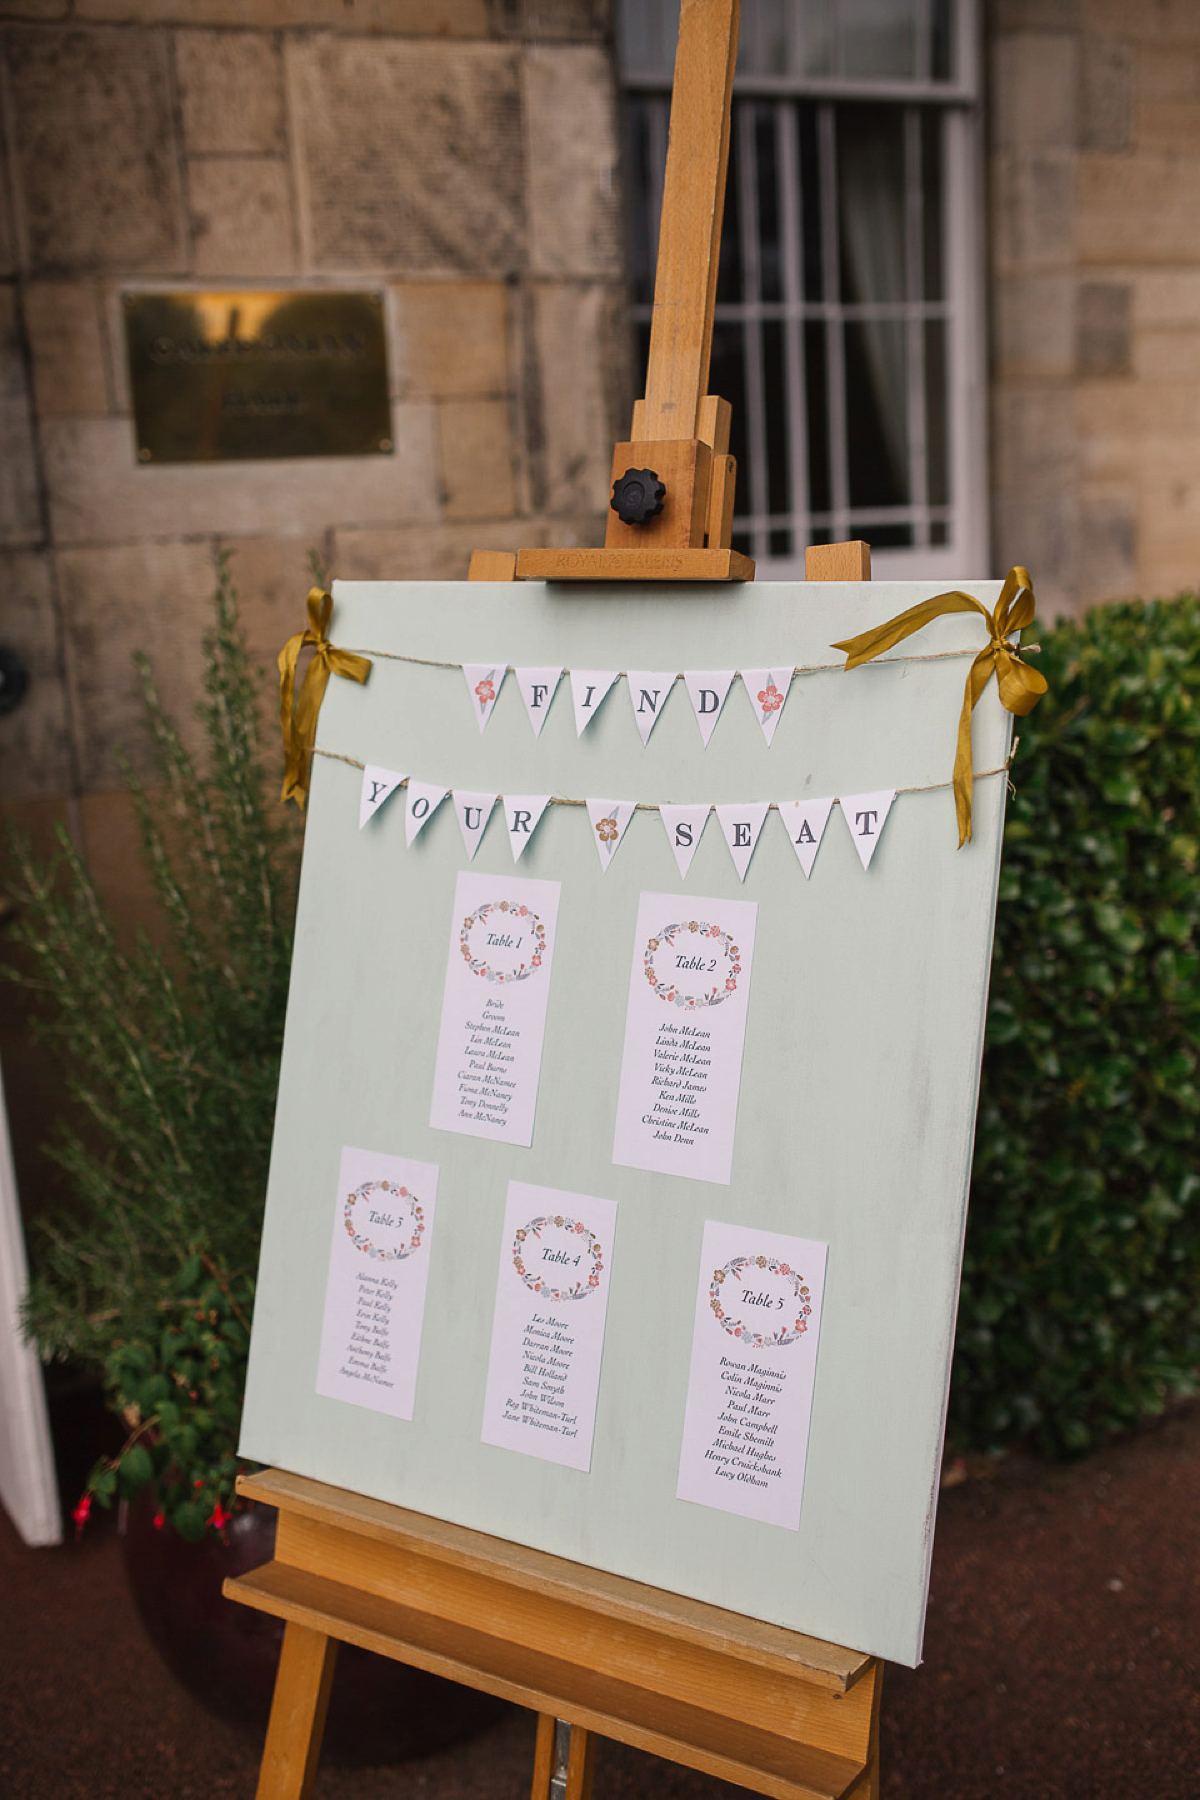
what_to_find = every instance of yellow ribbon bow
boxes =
[832,566,1048,847]
[277,587,371,808]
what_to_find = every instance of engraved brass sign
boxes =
[124,290,392,463]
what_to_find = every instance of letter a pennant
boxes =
[626,671,676,745]
[777,796,835,877]
[405,780,448,846]
[504,794,552,862]
[683,671,735,746]
[839,790,896,869]
[586,799,637,871]
[359,764,405,829]
[463,663,504,732]
[453,790,497,860]
[659,803,711,877]
[515,667,562,738]
[715,802,772,881]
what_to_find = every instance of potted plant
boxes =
[3,554,504,1758]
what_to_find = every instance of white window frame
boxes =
[618,0,988,580]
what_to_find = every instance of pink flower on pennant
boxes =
[597,815,618,844]
[758,682,783,714]
[475,677,496,707]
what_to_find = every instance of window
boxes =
[618,0,986,578]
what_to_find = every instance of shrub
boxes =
[953,593,1200,1456]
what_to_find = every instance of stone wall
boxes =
[989,0,1200,618]
[0,0,630,867]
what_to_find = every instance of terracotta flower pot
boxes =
[120,1490,508,1766]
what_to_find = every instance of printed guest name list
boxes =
[613,892,758,1185]
[430,871,561,1147]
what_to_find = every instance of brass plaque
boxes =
[124,290,392,463]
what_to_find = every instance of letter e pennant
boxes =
[570,669,619,736]
[515,667,562,738]
[715,802,771,881]
[626,672,676,745]
[586,799,636,870]
[659,803,711,877]
[839,790,896,869]
[463,663,504,732]
[405,780,448,846]
[777,797,835,877]
[683,671,735,746]
[504,794,552,862]
[359,764,404,829]
[453,790,497,860]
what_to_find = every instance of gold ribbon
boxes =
[832,566,1047,846]
[278,587,371,808]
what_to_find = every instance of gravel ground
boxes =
[1,1401,1196,1799]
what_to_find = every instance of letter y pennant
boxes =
[359,764,405,829]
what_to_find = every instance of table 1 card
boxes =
[430,871,561,1147]
[316,1145,439,1419]
[612,893,758,1186]
[676,1220,827,1529]
[481,1182,618,1471]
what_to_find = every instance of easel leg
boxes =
[531,1715,597,1800]
[255,1621,339,1800]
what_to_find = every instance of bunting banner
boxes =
[405,780,448,845]
[359,764,405,829]
[683,671,735,747]
[659,803,711,878]
[778,797,835,877]
[742,668,793,744]
[505,794,552,862]
[626,673,676,745]
[515,667,562,738]
[453,790,497,860]
[715,801,772,881]
[463,663,504,732]
[586,799,637,870]
[570,669,619,735]
[838,791,896,870]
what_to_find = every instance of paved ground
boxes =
[1,1401,1197,1799]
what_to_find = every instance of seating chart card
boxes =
[481,1182,618,1471]
[316,1145,439,1420]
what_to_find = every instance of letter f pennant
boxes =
[504,794,552,862]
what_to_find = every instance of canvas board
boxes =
[240,577,1013,1666]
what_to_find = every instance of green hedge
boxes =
[951,593,1200,1457]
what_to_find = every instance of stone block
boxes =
[1134,271,1200,327]
[526,281,629,514]
[330,513,601,580]
[1077,484,1137,603]
[991,153,1076,275]
[1075,379,1140,480]
[1078,152,1200,264]
[992,487,1079,621]
[188,157,297,278]
[490,0,608,40]
[1076,281,1132,377]
[24,283,110,415]
[78,0,489,31]
[1080,36,1134,154]
[990,33,1078,152]
[222,534,324,743]
[56,539,215,786]
[0,550,73,801]
[288,39,524,275]
[991,382,1078,490]
[1083,0,1200,41]
[987,0,1078,29]
[389,283,509,399]
[438,398,516,519]
[3,27,186,275]
[40,406,440,545]
[1136,46,1200,150]
[174,30,284,156]
[0,286,42,546]
[992,274,1076,380]
[1135,326,1200,382]
[524,47,623,277]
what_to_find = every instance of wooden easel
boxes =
[229,2,881,1794]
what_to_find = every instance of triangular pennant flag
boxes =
[359,764,405,829]
[839,790,897,869]
[715,801,772,881]
[683,671,735,747]
[405,779,448,846]
[570,669,619,735]
[453,789,497,860]
[504,794,552,862]
[586,799,637,870]
[463,663,504,732]
[515,667,563,738]
[659,803,710,878]
[626,671,676,745]
[777,796,835,877]
[742,668,794,745]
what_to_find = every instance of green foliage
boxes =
[4,552,298,1535]
[954,593,1200,1457]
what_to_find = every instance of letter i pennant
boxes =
[715,802,771,881]
[359,764,405,829]
[453,790,497,860]
[463,663,504,732]
[586,799,637,871]
[839,790,896,869]
[570,669,619,735]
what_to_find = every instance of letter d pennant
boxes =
[682,671,735,746]
[715,802,771,881]
[453,790,497,860]
[586,799,636,870]
[359,764,405,829]
[839,790,897,869]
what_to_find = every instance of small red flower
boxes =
[72,1492,92,1540]
[758,683,783,713]
[209,1501,231,1531]
[153,1509,165,1531]
[596,815,618,844]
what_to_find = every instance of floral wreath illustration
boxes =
[644,919,741,1010]
[512,1214,603,1302]
[460,899,546,983]
[343,1179,425,1262]
[709,1254,812,1348]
